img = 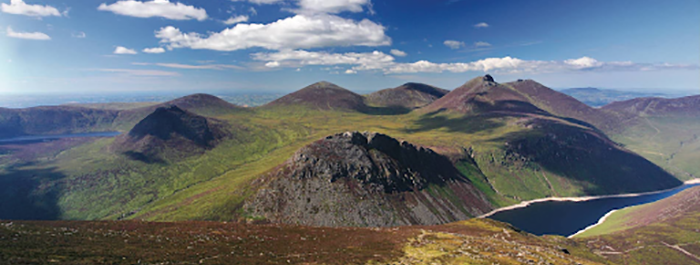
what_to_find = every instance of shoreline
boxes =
[567,209,618,238]
[479,179,700,218]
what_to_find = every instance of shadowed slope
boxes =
[113,106,229,162]
[0,106,119,139]
[245,131,492,227]
[506,79,620,131]
[365,82,450,108]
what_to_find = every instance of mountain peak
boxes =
[483,74,495,83]
[366,83,449,108]
[265,81,367,111]
[244,131,492,227]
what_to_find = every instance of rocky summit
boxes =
[245,131,492,227]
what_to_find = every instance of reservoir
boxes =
[486,183,700,237]
[0,132,121,144]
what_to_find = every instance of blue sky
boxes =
[1,0,699,95]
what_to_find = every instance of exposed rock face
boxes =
[245,132,492,227]
[365,83,450,108]
[114,106,228,162]
[483,74,495,82]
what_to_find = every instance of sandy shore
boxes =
[567,209,618,238]
[478,179,700,218]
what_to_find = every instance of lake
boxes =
[0,132,122,145]
[487,183,700,237]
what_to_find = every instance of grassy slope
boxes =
[611,116,700,180]
[0,218,608,265]
[0,103,681,222]
[573,186,700,265]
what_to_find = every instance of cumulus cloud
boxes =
[142,47,166,53]
[345,69,357,74]
[156,14,390,51]
[294,0,370,14]
[98,0,207,21]
[474,22,489,28]
[6,26,50,40]
[223,15,249,25]
[1,0,62,17]
[390,49,407,57]
[251,50,698,75]
[231,0,284,4]
[444,40,465,49]
[252,50,395,70]
[114,46,138,54]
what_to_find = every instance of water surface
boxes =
[488,184,699,236]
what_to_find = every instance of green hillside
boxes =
[0,79,683,223]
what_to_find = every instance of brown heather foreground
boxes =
[0,218,606,265]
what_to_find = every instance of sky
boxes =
[1,0,699,95]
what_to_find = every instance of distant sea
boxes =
[0,92,284,109]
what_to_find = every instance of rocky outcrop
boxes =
[244,132,492,227]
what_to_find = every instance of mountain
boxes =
[0,106,119,139]
[505,79,619,131]
[112,93,248,130]
[561,87,668,107]
[0,94,246,140]
[574,185,700,265]
[600,95,700,180]
[264,81,368,112]
[244,131,492,227]
[365,82,450,108]
[603,95,700,118]
[112,106,229,162]
[423,75,546,115]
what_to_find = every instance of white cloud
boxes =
[265,61,280,68]
[248,6,257,15]
[344,69,357,74]
[443,40,464,49]
[6,26,51,40]
[114,46,138,54]
[142,47,166,53]
[251,50,698,75]
[390,49,407,57]
[98,68,179,76]
[98,0,207,21]
[133,62,244,70]
[223,15,249,25]
[295,0,370,14]
[231,0,284,4]
[72,31,87,38]
[252,50,394,70]
[156,14,390,51]
[1,0,62,17]
[474,22,489,28]
[564,56,603,69]
[474,41,491,47]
